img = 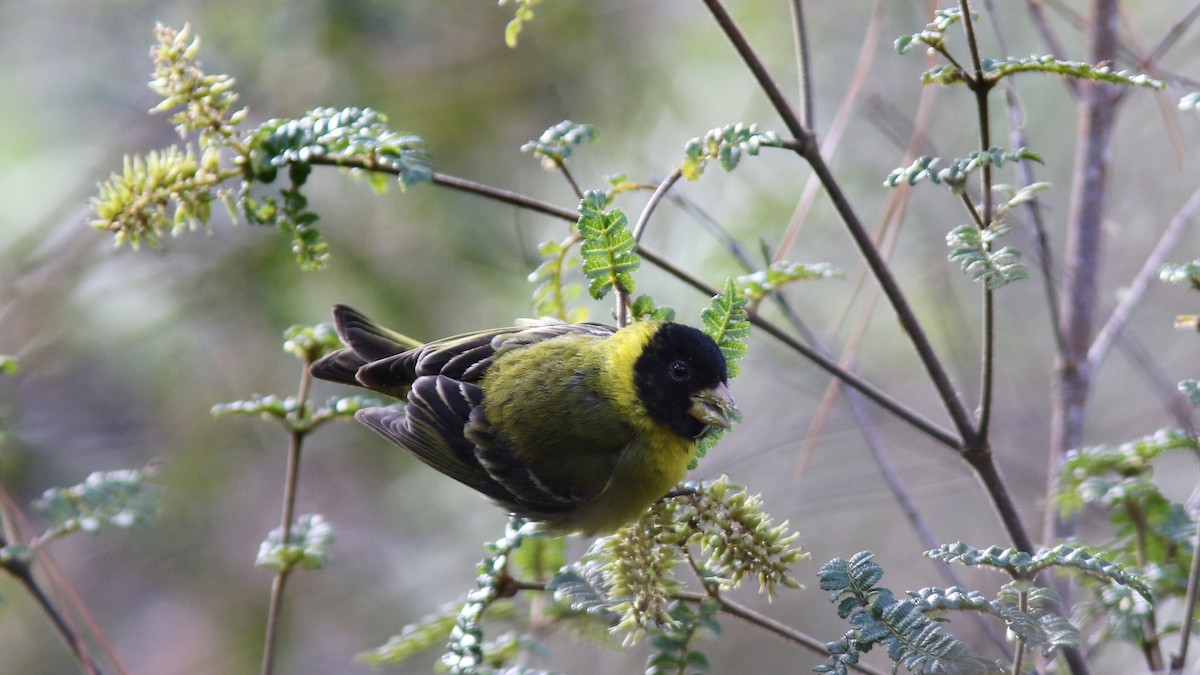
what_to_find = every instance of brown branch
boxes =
[260,364,314,675]
[1046,0,1123,548]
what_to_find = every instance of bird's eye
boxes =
[669,360,690,380]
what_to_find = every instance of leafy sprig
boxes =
[442,518,529,672]
[927,542,1152,601]
[894,8,965,55]
[737,261,842,303]
[522,120,599,167]
[358,605,461,666]
[528,236,588,322]
[92,25,433,271]
[885,148,1042,190]
[680,123,781,180]
[244,107,431,190]
[32,469,162,546]
[946,223,1029,289]
[817,552,996,675]
[975,56,1165,89]
[256,513,334,572]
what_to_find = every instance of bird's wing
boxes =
[355,320,620,516]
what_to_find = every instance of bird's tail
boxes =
[309,304,423,388]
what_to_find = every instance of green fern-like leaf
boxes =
[885,148,1042,190]
[255,513,334,572]
[680,123,781,180]
[908,586,992,613]
[529,237,588,322]
[521,120,599,166]
[927,542,1036,575]
[690,280,750,466]
[646,599,720,675]
[577,190,639,300]
[246,107,432,189]
[820,554,998,674]
[946,223,1030,289]
[34,469,162,543]
[873,594,996,674]
[1161,259,1200,290]
[630,294,676,323]
[895,7,964,55]
[1179,380,1200,405]
[1031,545,1152,602]
[358,604,461,666]
[818,551,886,617]
[210,394,295,420]
[736,261,842,302]
[700,278,750,378]
[1057,428,1198,514]
[979,55,1165,89]
[546,564,622,622]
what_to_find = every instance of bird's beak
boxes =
[689,382,738,431]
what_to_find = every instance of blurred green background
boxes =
[1,1,1198,672]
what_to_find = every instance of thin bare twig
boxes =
[1088,185,1200,368]
[618,168,684,326]
[0,482,119,675]
[3,557,103,674]
[788,0,814,131]
[698,0,810,144]
[1173,512,1200,670]
[1148,0,1200,64]
[774,0,887,264]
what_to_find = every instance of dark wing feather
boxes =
[310,304,423,392]
[311,305,622,518]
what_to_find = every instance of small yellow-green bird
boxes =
[310,304,737,535]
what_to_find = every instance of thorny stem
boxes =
[260,364,314,675]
